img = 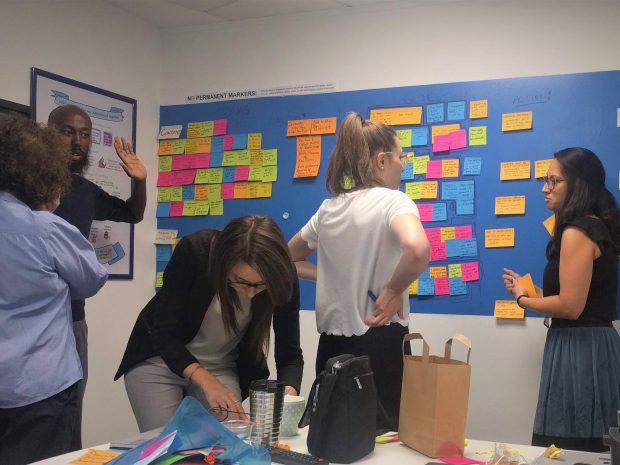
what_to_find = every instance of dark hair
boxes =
[325,112,397,195]
[547,147,620,257]
[0,114,71,208]
[209,215,297,361]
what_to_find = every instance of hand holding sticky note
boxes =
[517,273,537,298]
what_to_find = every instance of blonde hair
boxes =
[325,112,397,195]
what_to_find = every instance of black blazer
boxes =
[115,229,303,398]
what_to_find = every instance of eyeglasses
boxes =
[208,406,245,422]
[383,151,411,163]
[542,176,565,190]
[228,280,267,292]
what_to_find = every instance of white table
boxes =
[30,429,609,465]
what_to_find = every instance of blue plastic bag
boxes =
[107,396,270,465]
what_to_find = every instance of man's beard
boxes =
[70,147,90,174]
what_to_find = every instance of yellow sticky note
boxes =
[468,126,487,146]
[408,280,418,295]
[194,169,209,184]
[257,182,273,198]
[543,214,556,236]
[194,201,209,216]
[442,159,459,177]
[405,182,421,200]
[234,183,250,199]
[222,151,238,166]
[158,140,186,156]
[169,187,182,202]
[534,159,553,179]
[248,183,258,198]
[310,117,337,135]
[236,150,250,165]
[469,99,488,119]
[157,187,172,202]
[69,449,120,465]
[248,133,262,150]
[396,129,412,148]
[420,181,438,199]
[440,227,456,241]
[187,121,213,138]
[502,111,533,132]
[208,184,221,200]
[485,228,515,248]
[518,273,537,299]
[248,166,264,182]
[431,123,460,143]
[158,156,172,172]
[429,266,447,278]
[500,160,531,180]
[369,106,422,125]
[262,149,278,166]
[495,195,526,215]
[494,300,524,319]
[182,201,197,216]
[250,149,264,166]
[209,199,224,215]
[262,166,278,182]
[185,137,212,154]
[155,272,164,289]
[413,155,429,175]
[207,168,223,184]
[448,264,462,278]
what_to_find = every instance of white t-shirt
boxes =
[301,187,420,336]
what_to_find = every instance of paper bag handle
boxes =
[444,333,471,364]
[402,332,429,362]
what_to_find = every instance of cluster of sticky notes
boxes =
[425,225,478,261]
[154,229,178,288]
[286,117,337,178]
[417,202,448,222]
[156,119,279,218]
[409,261,480,296]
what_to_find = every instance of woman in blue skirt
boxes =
[503,147,620,452]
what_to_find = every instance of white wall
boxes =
[161,0,620,445]
[0,0,161,447]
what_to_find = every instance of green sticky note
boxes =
[262,166,277,182]
[169,187,183,202]
[248,166,264,182]
[158,156,172,172]
[262,149,278,166]
[209,199,224,215]
[194,201,209,216]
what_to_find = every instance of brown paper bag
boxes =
[399,333,471,458]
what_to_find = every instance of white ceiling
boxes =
[103,0,457,29]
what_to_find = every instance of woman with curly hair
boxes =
[0,115,108,465]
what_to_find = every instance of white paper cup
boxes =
[279,395,305,437]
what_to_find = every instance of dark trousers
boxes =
[316,323,409,432]
[0,383,79,465]
[71,319,88,451]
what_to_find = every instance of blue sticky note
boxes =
[412,127,429,146]
[211,136,224,152]
[233,134,247,150]
[432,203,447,221]
[156,202,170,217]
[417,278,435,296]
[401,163,414,180]
[456,198,474,215]
[418,268,431,280]
[222,167,235,183]
[182,185,195,200]
[447,101,466,121]
[449,278,467,295]
[156,260,169,273]
[209,150,223,167]
[442,180,475,200]
[426,103,444,123]
[460,238,478,257]
[463,157,482,175]
[156,244,172,262]
[445,240,461,258]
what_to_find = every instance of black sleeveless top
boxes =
[543,217,618,327]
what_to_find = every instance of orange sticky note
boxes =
[294,136,321,178]
[369,107,422,125]
[518,273,537,299]
[185,137,212,154]
[495,195,526,215]
[287,119,312,137]
[485,228,515,248]
[431,124,461,144]
[310,117,337,135]
[543,214,556,236]
[419,181,438,199]
[469,99,488,119]
[429,266,447,278]
[494,300,524,319]
[247,133,262,150]
[442,159,460,178]
[69,448,120,465]
[534,159,553,179]
[500,161,531,180]
[502,111,533,131]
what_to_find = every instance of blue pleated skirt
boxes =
[533,326,620,445]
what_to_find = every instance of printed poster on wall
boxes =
[31,68,136,279]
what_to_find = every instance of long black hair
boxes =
[547,147,620,257]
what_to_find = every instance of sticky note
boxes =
[209,150,223,167]
[159,139,186,155]
[250,149,263,166]
[158,125,183,140]
[156,244,172,261]
[518,273,537,298]
[424,227,441,244]
[469,99,488,119]
[417,278,435,296]
[232,134,247,150]
[463,157,482,175]
[440,226,456,241]
[234,165,250,182]
[412,127,429,146]
[543,214,555,236]
[187,121,214,138]
[157,187,172,202]
[442,159,459,177]
[234,183,250,199]
[454,225,473,238]
[500,161,531,180]
[447,101,466,121]
[170,170,196,186]
[426,103,444,123]
[461,262,480,281]
[262,166,277,182]
[194,201,209,216]
[169,187,182,201]
[209,199,224,215]
[502,111,533,131]
[248,166,264,182]
[495,195,526,215]
[456,198,474,215]
[449,278,467,295]
[468,126,487,146]
[418,204,433,222]
[69,448,120,465]
[434,276,450,295]
[494,300,524,319]
[169,201,183,217]
[256,182,273,198]
[448,264,462,278]
[485,228,515,248]
[182,185,195,200]
[449,129,467,150]
[222,167,235,183]
[408,280,419,295]
[369,106,422,125]
[431,123,460,143]
[401,163,414,181]
[534,159,553,179]
[429,266,447,278]
[432,202,447,221]
[171,155,191,171]
[294,135,321,178]
[441,180,474,200]
[213,119,227,135]
[426,160,443,179]
[211,136,224,152]
[155,272,164,289]
[156,172,172,187]
[156,202,170,218]
[158,156,172,172]
[262,149,278,166]
[396,129,412,148]
[310,117,337,135]
[194,185,208,201]
[185,137,211,154]
[182,200,197,216]
[429,242,447,261]
[287,119,312,136]
[413,155,429,174]
[221,183,234,200]
[207,184,221,200]
[432,134,450,153]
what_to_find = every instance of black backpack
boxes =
[298,354,376,463]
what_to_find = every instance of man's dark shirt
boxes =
[54,174,136,321]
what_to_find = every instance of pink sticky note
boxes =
[171,170,196,185]
[441,457,486,465]
[461,262,480,281]
[430,242,447,261]
[213,119,227,136]
[157,172,173,187]
[417,204,433,222]
[223,135,234,150]
[221,183,235,200]
[169,201,184,217]
[449,129,467,150]
[425,227,441,243]
[192,153,211,169]
[434,276,450,295]
[171,155,191,171]
[426,160,443,179]
[455,225,473,238]
[234,165,250,181]
[432,134,450,152]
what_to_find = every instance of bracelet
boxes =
[187,365,202,382]
[516,294,527,309]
